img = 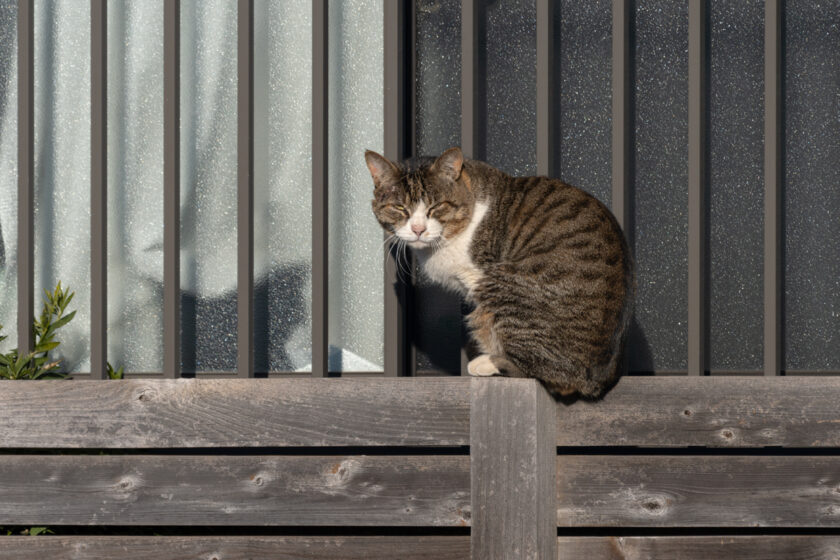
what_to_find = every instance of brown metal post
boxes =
[163,0,181,378]
[17,0,34,357]
[312,0,328,377]
[536,0,554,177]
[237,0,254,378]
[764,0,782,377]
[91,0,107,379]
[688,0,708,376]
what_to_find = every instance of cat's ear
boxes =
[432,147,464,181]
[364,150,401,188]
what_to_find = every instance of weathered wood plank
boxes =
[558,536,840,559]
[0,378,471,448]
[0,455,469,526]
[0,536,471,560]
[471,379,556,559]
[557,455,840,527]
[557,376,840,447]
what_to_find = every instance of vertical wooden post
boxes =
[470,378,557,559]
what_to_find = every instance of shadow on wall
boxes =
[627,316,654,374]
[178,262,308,374]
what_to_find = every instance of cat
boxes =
[366,147,634,397]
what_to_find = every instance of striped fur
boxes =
[366,147,634,398]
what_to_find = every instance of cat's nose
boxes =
[411,223,426,236]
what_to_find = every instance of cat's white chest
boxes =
[417,201,489,297]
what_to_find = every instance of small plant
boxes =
[0,526,53,536]
[107,361,124,379]
[0,282,76,379]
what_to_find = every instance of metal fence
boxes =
[11,0,830,378]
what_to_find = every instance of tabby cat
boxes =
[366,147,634,397]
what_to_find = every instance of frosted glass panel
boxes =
[179,0,237,373]
[253,0,312,372]
[630,0,688,371]
[486,0,536,176]
[328,0,384,372]
[33,0,91,373]
[555,0,612,205]
[415,0,460,157]
[0,0,16,353]
[414,0,461,374]
[107,0,164,373]
[558,0,611,205]
[708,0,763,371]
[784,1,840,371]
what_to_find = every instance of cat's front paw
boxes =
[467,354,501,376]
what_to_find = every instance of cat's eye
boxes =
[394,205,406,211]
[428,202,454,217]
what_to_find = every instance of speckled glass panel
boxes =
[414,0,461,374]
[106,0,164,373]
[708,0,763,371]
[253,0,312,372]
[485,0,536,176]
[33,0,91,373]
[327,0,384,372]
[0,0,16,353]
[558,0,611,205]
[784,2,840,371]
[630,0,688,372]
[179,0,237,373]
[415,0,460,157]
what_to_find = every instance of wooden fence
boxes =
[0,377,839,558]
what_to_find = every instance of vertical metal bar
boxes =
[383,0,410,377]
[536,0,554,177]
[17,0,34,357]
[688,0,707,376]
[90,0,107,379]
[461,0,484,375]
[461,0,484,162]
[163,0,180,378]
[764,0,782,376]
[611,0,632,232]
[237,0,254,378]
[312,0,328,377]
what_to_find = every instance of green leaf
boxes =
[34,341,60,353]
[28,527,49,536]
[50,310,77,331]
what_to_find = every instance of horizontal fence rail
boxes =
[0,377,839,559]
[2,377,840,449]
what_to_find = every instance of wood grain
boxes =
[471,379,556,559]
[0,455,470,526]
[0,378,470,448]
[557,376,840,447]
[557,455,840,527]
[0,536,470,560]
[558,536,840,559]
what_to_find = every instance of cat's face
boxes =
[366,147,475,249]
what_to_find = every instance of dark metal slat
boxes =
[764,0,782,377]
[611,0,632,233]
[90,0,107,379]
[311,0,328,377]
[687,0,707,376]
[163,0,180,378]
[460,0,484,163]
[17,0,34,357]
[536,0,554,177]
[237,0,254,378]
[460,0,484,376]
[383,0,410,377]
